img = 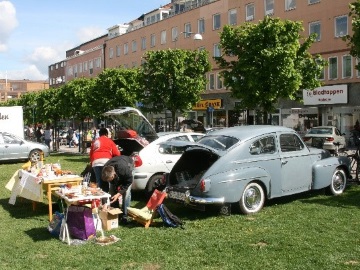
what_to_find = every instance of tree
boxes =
[216,17,325,124]
[91,68,140,117]
[345,0,360,71]
[139,49,211,131]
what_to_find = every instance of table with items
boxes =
[6,163,83,221]
[54,186,112,245]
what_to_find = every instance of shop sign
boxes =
[281,107,318,115]
[192,99,222,110]
[303,85,347,105]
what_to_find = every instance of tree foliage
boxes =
[216,17,325,122]
[139,49,211,130]
[345,0,360,70]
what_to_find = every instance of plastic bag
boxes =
[48,211,64,237]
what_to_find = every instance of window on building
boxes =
[308,0,320,4]
[161,30,167,45]
[285,0,296,11]
[309,21,321,41]
[213,13,221,30]
[124,43,129,55]
[184,23,191,38]
[78,63,83,73]
[74,65,78,78]
[216,73,223,89]
[172,27,178,41]
[246,3,255,21]
[95,57,101,68]
[335,15,348,37]
[151,34,156,47]
[89,60,93,75]
[50,66,54,71]
[60,62,64,67]
[116,45,121,57]
[198,18,205,34]
[213,44,221,57]
[342,55,352,78]
[209,74,215,90]
[315,58,325,80]
[328,57,338,80]
[132,40,137,52]
[67,66,73,76]
[109,47,114,59]
[265,0,274,15]
[141,37,146,50]
[55,63,58,69]
[228,9,237,25]
[84,61,88,71]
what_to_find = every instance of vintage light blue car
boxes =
[165,125,352,214]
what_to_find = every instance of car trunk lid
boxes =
[104,107,158,155]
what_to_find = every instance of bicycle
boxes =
[345,132,360,183]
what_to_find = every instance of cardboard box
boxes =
[99,208,122,231]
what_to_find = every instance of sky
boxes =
[0,0,170,81]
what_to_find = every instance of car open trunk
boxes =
[104,107,158,155]
[167,146,220,189]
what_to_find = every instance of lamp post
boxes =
[174,31,203,48]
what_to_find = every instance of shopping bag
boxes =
[48,211,64,237]
[66,205,96,240]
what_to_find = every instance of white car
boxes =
[133,131,204,197]
[303,126,347,153]
[103,107,204,197]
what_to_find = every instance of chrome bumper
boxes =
[187,195,225,205]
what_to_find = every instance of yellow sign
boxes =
[192,99,222,110]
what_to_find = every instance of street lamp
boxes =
[174,31,203,47]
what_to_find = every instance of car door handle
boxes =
[166,160,173,163]
[281,160,288,165]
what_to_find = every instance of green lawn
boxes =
[1,153,360,270]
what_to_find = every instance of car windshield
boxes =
[198,135,239,150]
[308,128,332,135]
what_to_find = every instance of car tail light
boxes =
[325,137,334,142]
[199,178,211,192]
[131,153,143,167]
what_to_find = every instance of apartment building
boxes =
[49,0,360,137]
[0,79,49,101]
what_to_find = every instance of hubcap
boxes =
[244,186,261,210]
[333,172,345,192]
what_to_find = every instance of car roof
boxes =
[205,125,295,140]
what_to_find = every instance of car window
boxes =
[198,135,239,150]
[167,135,189,142]
[308,128,332,135]
[191,135,203,142]
[280,134,304,152]
[2,134,20,144]
[250,136,276,155]
[335,128,341,136]
[159,144,186,154]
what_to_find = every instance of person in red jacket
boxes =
[90,127,120,189]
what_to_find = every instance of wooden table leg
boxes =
[48,184,53,221]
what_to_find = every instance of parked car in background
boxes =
[303,126,346,153]
[0,132,50,162]
[164,125,351,215]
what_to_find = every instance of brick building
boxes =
[48,0,360,138]
[0,79,49,101]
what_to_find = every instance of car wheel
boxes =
[327,168,347,195]
[29,149,42,163]
[145,174,166,199]
[239,182,265,215]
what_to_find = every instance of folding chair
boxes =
[127,189,167,228]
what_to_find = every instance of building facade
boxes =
[48,0,360,138]
[0,79,49,101]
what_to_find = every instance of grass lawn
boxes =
[1,153,360,270]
